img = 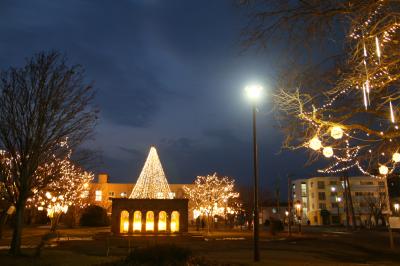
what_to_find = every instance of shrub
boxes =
[103,244,226,266]
[80,205,109,226]
[269,219,284,235]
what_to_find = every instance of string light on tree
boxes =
[183,173,240,232]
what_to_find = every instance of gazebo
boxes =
[111,147,188,235]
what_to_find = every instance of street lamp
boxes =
[295,201,302,233]
[394,203,399,213]
[245,83,263,262]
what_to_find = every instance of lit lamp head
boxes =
[244,84,263,102]
[309,136,322,151]
[285,211,289,216]
[394,203,399,212]
[337,197,342,203]
[295,201,301,211]
[331,187,336,192]
[379,164,389,175]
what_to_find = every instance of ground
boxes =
[0,226,399,266]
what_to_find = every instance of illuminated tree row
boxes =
[183,173,240,231]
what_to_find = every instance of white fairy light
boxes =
[375,36,381,62]
[390,101,395,123]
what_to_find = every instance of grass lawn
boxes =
[0,226,399,265]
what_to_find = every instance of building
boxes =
[89,173,190,214]
[292,176,387,226]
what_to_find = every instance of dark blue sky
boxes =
[0,0,320,190]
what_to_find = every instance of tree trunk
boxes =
[10,199,26,255]
[50,213,61,232]
[0,212,8,239]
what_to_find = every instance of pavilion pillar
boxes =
[166,211,171,233]
[154,212,159,233]
[142,211,146,233]
[128,211,134,234]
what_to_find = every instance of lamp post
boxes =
[337,196,342,224]
[245,84,263,262]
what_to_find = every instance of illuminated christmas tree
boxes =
[129,146,172,199]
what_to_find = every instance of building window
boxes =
[329,181,337,185]
[109,191,114,196]
[120,192,127,197]
[310,182,313,188]
[95,190,102,201]
[319,203,327,209]
[378,181,385,186]
[331,191,337,197]
[301,183,307,196]
[317,181,325,189]
[314,216,318,223]
[312,203,314,210]
[318,192,326,200]
[331,202,338,208]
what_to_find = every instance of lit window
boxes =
[158,211,167,231]
[120,192,127,197]
[171,211,180,232]
[146,211,154,231]
[133,211,142,232]
[95,190,102,201]
[168,192,175,199]
[120,210,129,233]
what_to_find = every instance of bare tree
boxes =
[241,0,400,176]
[0,51,98,255]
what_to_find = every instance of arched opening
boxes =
[158,211,167,231]
[120,210,129,233]
[133,211,142,232]
[146,211,154,231]
[171,211,180,233]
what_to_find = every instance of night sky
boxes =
[0,1,320,190]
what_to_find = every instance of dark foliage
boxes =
[80,205,109,227]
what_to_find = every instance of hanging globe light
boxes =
[309,136,322,150]
[330,126,344,139]
[379,165,389,175]
[323,146,334,158]
[392,152,400,163]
